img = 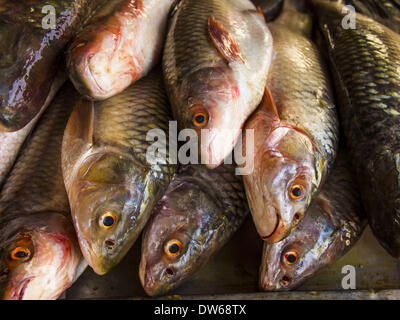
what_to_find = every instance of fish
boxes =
[260,150,367,291]
[0,0,106,132]
[139,163,249,297]
[242,0,339,243]
[346,0,400,34]
[67,0,175,100]
[0,72,66,188]
[313,0,400,259]
[163,0,273,168]
[252,0,284,21]
[62,68,176,275]
[0,82,83,300]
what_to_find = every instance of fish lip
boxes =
[261,212,281,242]
[5,276,34,300]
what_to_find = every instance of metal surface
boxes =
[64,216,400,299]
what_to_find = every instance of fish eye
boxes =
[283,251,298,265]
[10,247,30,261]
[192,112,209,127]
[289,184,305,200]
[99,212,117,229]
[164,239,183,258]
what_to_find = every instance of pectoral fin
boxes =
[208,15,245,64]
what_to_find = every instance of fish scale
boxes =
[62,68,176,275]
[314,0,400,258]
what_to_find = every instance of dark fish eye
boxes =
[284,251,298,265]
[164,239,183,258]
[192,112,209,127]
[10,247,30,261]
[99,212,117,229]
[289,185,305,200]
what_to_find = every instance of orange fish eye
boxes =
[284,251,298,265]
[99,212,117,229]
[192,112,208,127]
[164,239,183,258]
[10,247,30,261]
[289,185,305,200]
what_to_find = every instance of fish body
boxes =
[0,0,105,132]
[139,163,249,296]
[163,0,273,168]
[0,72,66,188]
[314,0,400,258]
[0,82,82,300]
[242,0,339,243]
[62,69,176,275]
[260,151,366,291]
[67,0,175,100]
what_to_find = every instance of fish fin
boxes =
[208,16,245,64]
[260,86,280,120]
[257,7,266,22]
[315,195,339,227]
[65,99,95,147]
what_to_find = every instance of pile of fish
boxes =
[0,0,399,299]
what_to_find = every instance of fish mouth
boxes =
[4,277,34,300]
[261,212,281,242]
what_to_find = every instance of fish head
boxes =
[259,202,340,290]
[179,66,243,168]
[0,212,81,300]
[140,181,220,296]
[69,151,153,275]
[254,128,317,243]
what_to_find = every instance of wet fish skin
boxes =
[0,73,66,188]
[62,69,176,275]
[139,164,249,297]
[67,0,174,100]
[0,0,105,132]
[242,0,339,244]
[0,82,82,300]
[313,0,400,258]
[163,0,273,168]
[260,151,366,291]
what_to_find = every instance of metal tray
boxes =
[64,216,400,300]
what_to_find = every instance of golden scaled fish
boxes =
[0,83,83,300]
[242,0,339,243]
[62,68,176,275]
[163,0,273,168]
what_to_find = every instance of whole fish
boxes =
[163,0,273,168]
[313,0,400,258]
[0,0,105,132]
[67,0,175,100]
[0,83,83,300]
[139,164,249,297]
[0,73,66,188]
[242,0,339,243]
[260,151,366,291]
[62,69,176,275]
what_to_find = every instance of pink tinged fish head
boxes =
[0,213,81,300]
[67,23,141,101]
[140,182,218,296]
[260,206,340,291]
[69,152,150,275]
[180,67,243,168]
[249,128,317,243]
